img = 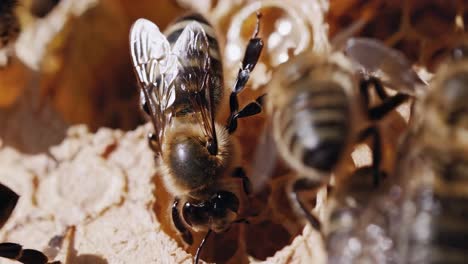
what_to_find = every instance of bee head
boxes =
[182,191,240,233]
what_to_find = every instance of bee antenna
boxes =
[253,11,262,38]
[194,229,212,264]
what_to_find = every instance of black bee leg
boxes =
[289,178,322,231]
[227,93,265,133]
[194,229,212,264]
[0,243,22,261]
[226,12,264,133]
[368,93,409,121]
[360,77,410,121]
[232,167,252,195]
[360,76,389,104]
[171,198,193,245]
[0,183,19,229]
[0,243,49,264]
[357,126,386,186]
[17,248,49,264]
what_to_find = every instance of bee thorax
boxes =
[166,135,224,189]
[162,124,238,191]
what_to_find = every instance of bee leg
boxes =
[17,248,50,264]
[227,94,265,133]
[0,183,19,229]
[232,167,252,195]
[226,12,264,133]
[357,126,386,186]
[0,242,22,260]
[368,93,409,121]
[194,230,212,264]
[360,77,410,121]
[172,198,194,245]
[289,178,322,231]
[0,243,49,264]
[360,76,390,104]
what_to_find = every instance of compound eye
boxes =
[182,202,210,227]
[211,191,240,218]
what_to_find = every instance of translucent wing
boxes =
[251,119,279,193]
[130,18,177,155]
[345,37,427,95]
[172,22,218,151]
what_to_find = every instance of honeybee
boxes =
[129,13,264,263]
[254,36,423,231]
[0,183,60,264]
[393,44,468,263]
[323,39,427,263]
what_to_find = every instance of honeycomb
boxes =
[0,0,466,263]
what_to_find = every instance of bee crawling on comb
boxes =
[129,12,264,263]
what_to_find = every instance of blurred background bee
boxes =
[392,41,468,263]
[129,12,264,263]
[252,31,424,234]
[0,183,60,264]
[323,38,428,263]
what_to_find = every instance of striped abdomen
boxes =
[405,160,468,264]
[278,80,351,174]
[164,13,224,116]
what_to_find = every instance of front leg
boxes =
[289,178,323,231]
[226,12,264,133]
[359,77,410,121]
[357,126,387,187]
[0,242,51,264]
[231,167,252,195]
[171,198,193,245]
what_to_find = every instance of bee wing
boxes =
[251,119,279,193]
[130,18,177,155]
[345,37,427,96]
[172,21,217,145]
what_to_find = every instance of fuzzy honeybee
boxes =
[0,183,61,264]
[323,39,427,263]
[393,44,468,264]
[129,13,264,263]
[254,36,423,231]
